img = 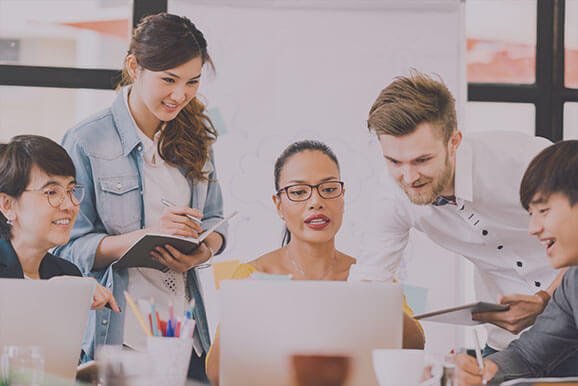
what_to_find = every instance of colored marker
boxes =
[150,298,159,337]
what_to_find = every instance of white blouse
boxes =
[122,86,192,351]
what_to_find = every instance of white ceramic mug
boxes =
[372,349,425,386]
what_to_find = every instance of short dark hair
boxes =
[368,70,457,143]
[0,135,76,239]
[274,140,340,245]
[520,140,578,210]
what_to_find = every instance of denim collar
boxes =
[111,86,142,158]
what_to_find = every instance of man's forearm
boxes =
[486,349,539,384]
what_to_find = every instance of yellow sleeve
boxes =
[231,263,258,279]
[395,279,425,336]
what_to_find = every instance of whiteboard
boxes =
[170,0,466,351]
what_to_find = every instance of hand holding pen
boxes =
[453,329,499,385]
[149,199,211,273]
[153,199,203,237]
[473,328,486,385]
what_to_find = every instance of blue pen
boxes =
[167,319,173,338]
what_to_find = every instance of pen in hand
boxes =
[160,198,202,224]
[473,327,487,385]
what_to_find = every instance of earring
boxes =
[6,219,14,226]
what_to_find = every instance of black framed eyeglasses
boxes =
[276,181,344,202]
[24,184,86,208]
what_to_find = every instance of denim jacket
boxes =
[54,91,227,359]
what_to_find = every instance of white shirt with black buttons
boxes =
[349,130,559,351]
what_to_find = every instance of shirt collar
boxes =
[0,238,25,278]
[0,239,64,279]
[123,86,166,166]
[111,86,142,157]
[453,138,473,202]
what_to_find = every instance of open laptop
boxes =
[0,278,95,381]
[219,280,403,386]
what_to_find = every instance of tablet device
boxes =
[413,301,510,326]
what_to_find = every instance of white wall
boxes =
[170,0,467,353]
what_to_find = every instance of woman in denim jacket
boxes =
[55,13,227,382]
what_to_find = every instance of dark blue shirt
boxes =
[489,267,578,382]
[0,238,82,279]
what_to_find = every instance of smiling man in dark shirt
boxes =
[455,140,578,385]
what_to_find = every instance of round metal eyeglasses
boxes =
[24,184,86,208]
[276,181,344,202]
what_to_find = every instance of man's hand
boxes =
[472,293,549,334]
[150,242,212,273]
[455,353,498,386]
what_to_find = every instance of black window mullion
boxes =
[467,0,569,142]
[468,83,538,103]
[562,88,578,102]
[535,0,555,140]
[536,0,565,141]
[133,0,168,29]
[0,65,120,89]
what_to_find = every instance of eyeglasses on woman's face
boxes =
[24,184,86,208]
[276,181,344,202]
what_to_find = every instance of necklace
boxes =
[288,249,338,280]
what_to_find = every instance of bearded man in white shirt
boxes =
[350,71,575,371]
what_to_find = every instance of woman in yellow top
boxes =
[206,140,425,385]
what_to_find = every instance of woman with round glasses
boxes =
[206,140,425,385]
[0,135,119,312]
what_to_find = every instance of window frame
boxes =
[0,0,167,90]
[3,0,578,141]
[468,0,578,141]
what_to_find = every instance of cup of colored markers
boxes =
[146,301,196,386]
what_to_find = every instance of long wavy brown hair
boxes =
[119,13,217,181]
